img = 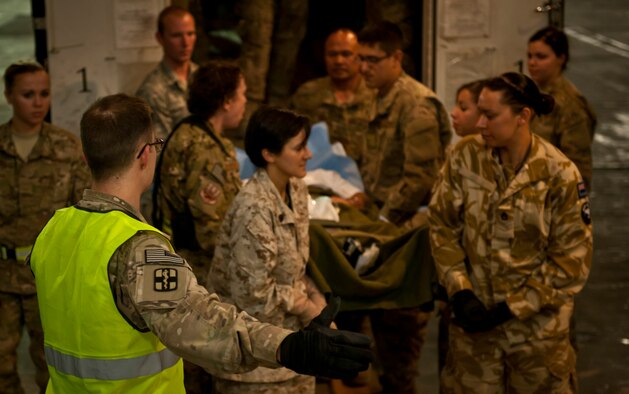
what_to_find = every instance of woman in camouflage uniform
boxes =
[208,107,327,394]
[153,61,247,393]
[528,26,596,190]
[428,72,592,393]
[0,62,90,393]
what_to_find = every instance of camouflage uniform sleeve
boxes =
[185,156,228,252]
[137,87,172,138]
[381,96,442,222]
[427,152,474,296]
[555,102,594,190]
[113,231,291,372]
[228,207,319,323]
[505,169,593,320]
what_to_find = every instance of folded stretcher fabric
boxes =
[308,205,437,312]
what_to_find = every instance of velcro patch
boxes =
[145,248,184,265]
[153,268,178,291]
[211,164,226,186]
[137,263,188,304]
[577,182,588,199]
[581,202,591,225]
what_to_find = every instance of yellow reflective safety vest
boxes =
[30,206,184,393]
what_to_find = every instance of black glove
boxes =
[486,302,513,327]
[451,289,489,330]
[279,296,373,379]
[307,294,341,331]
[452,290,514,333]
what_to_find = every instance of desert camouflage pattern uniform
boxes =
[0,121,90,393]
[428,134,593,393]
[208,169,325,393]
[290,76,374,163]
[531,75,596,190]
[155,117,241,288]
[69,190,291,377]
[361,72,451,227]
[136,60,199,139]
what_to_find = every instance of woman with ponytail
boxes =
[428,72,593,393]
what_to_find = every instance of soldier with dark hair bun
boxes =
[429,72,592,393]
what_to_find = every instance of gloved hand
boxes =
[486,302,513,328]
[452,289,488,330]
[279,296,373,379]
[452,290,513,333]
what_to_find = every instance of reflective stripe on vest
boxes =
[45,345,180,380]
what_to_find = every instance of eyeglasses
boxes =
[136,138,165,159]
[358,54,390,66]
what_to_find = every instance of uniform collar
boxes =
[158,60,198,92]
[490,135,551,199]
[0,121,56,160]
[538,75,567,95]
[321,76,373,107]
[253,169,299,225]
[375,71,407,115]
[77,189,146,223]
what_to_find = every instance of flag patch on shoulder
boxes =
[577,182,588,199]
[144,249,184,265]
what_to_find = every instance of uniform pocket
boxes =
[545,336,576,380]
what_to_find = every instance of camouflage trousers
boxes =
[337,307,432,394]
[441,324,577,393]
[237,0,308,105]
[213,374,314,393]
[0,292,48,394]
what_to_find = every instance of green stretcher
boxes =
[307,204,437,312]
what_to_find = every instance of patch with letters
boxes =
[153,268,178,291]
[577,182,588,199]
[581,202,591,225]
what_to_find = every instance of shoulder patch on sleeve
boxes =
[577,182,588,199]
[135,263,191,305]
[153,268,179,292]
[145,248,184,265]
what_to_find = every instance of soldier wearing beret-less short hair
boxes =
[29,94,372,393]
[429,72,592,393]
[136,6,198,140]
[209,107,325,393]
[352,21,452,394]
